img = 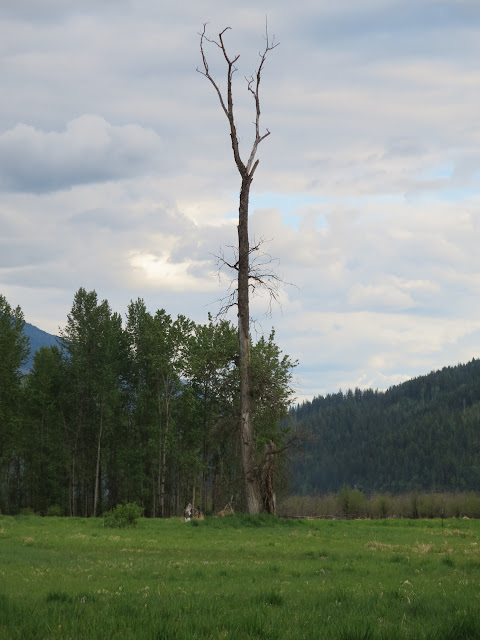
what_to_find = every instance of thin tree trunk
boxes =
[159,432,167,517]
[260,440,277,514]
[159,383,171,518]
[156,380,171,518]
[71,455,75,517]
[93,407,103,517]
[176,471,180,516]
[157,443,161,517]
[212,470,216,515]
[6,459,11,515]
[156,383,164,517]
[152,473,156,518]
[201,437,208,513]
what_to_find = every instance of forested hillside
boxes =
[288,358,480,495]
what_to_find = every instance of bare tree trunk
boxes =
[159,432,168,517]
[93,407,103,517]
[6,459,11,515]
[176,472,180,516]
[70,457,74,517]
[156,383,168,518]
[152,473,156,518]
[212,470,217,515]
[238,176,262,513]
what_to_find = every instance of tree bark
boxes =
[238,175,263,513]
[260,440,277,514]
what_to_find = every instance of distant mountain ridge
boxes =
[22,322,59,372]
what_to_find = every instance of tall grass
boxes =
[1,514,480,638]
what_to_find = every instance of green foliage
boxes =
[1,288,296,517]
[46,504,63,517]
[251,329,297,446]
[337,486,366,517]
[102,503,144,528]
[0,294,30,514]
[373,494,392,518]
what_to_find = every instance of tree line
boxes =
[287,359,480,496]
[0,290,296,517]
[279,489,480,520]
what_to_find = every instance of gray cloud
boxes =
[0,116,163,193]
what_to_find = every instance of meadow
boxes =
[1,514,480,639]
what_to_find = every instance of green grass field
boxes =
[1,514,480,639]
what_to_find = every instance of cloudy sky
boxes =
[1,0,480,401]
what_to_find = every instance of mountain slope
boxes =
[287,358,480,495]
[21,322,59,372]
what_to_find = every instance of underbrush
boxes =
[278,490,480,519]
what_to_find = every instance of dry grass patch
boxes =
[364,541,395,551]
[412,542,432,554]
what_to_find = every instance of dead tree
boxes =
[198,24,278,514]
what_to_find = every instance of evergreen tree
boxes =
[0,295,30,513]
[61,288,127,516]
[23,346,68,514]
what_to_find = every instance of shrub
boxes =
[372,494,392,518]
[337,487,366,518]
[462,493,480,518]
[19,507,36,516]
[46,504,62,517]
[102,503,143,528]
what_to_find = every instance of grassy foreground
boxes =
[1,514,480,639]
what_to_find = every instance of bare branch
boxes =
[198,23,278,179]
[245,20,279,175]
[197,24,229,119]
[197,24,246,175]
[210,237,295,320]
